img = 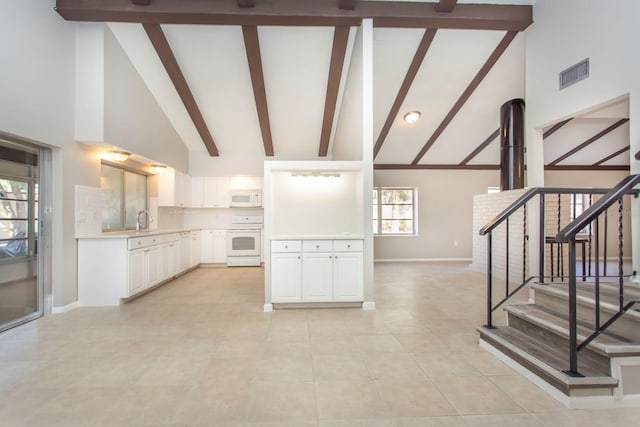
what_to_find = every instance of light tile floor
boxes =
[1,262,640,426]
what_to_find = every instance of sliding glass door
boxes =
[0,139,43,332]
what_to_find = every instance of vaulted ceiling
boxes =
[55,0,630,171]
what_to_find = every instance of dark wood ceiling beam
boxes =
[319,26,350,157]
[373,29,437,159]
[242,25,274,157]
[338,0,357,11]
[143,23,219,156]
[459,128,499,165]
[543,118,572,139]
[237,0,255,8]
[411,30,518,165]
[545,165,630,172]
[635,150,640,161]
[375,164,499,170]
[436,0,457,13]
[548,118,629,166]
[592,146,630,167]
[55,0,532,30]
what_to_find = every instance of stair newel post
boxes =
[486,231,494,328]
[539,194,545,284]
[594,216,600,329]
[567,239,579,376]
[506,217,510,298]
[618,198,624,312]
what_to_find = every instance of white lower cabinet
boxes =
[271,239,363,303]
[78,231,193,306]
[200,229,227,264]
[271,252,302,302]
[190,230,200,267]
[179,232,191,272]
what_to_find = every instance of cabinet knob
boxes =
[285,245,288,248]
[316,245,320,248]
[297,256,300,259]
[347,245,351,248]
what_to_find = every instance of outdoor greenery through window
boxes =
[373,187,417,235]
[101,163,148,231]
[0,178,36,259]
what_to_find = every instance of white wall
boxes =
[104,27,189,171]
[0,0,94,307]
[374,170,499,260]
[525,0,640,271]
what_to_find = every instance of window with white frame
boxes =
[373,187,417,235]
[101,163,148,231]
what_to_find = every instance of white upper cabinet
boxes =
[158,168,191,208]
[229,175,262,191]
[191,176,230,208]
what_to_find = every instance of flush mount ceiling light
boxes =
[109,150,130,162]
[403,110,421,124]
[150,164,167,174]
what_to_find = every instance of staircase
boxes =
[476,175,640,408]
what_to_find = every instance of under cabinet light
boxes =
[150,164,167,174]
[108,150,130,162]
[291,171,341,178]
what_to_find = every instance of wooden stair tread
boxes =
[531,282,640,317]
[477,325,618,393]
[505,303,640,356]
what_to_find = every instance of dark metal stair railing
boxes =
[479,184,640,330]
[556,174,640,377]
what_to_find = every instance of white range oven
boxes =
[227,216,262,267]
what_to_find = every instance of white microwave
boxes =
[229,189,262,207]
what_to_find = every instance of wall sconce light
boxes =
[109,150,130,162]
[403,111,421,124]
[150,164,167,174]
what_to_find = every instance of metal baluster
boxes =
[604,209,608,276]
[558,194,563,281]
[523,204,527,284]
[618,198,624,312]
[539,194,545,284]
[506,217,510,297]
[486,232,494,328]
[588,194,597,276]
[568,239,579,375]
[594,216,600,329]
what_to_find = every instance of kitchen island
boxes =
[77,229,200,306]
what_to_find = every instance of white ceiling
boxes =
[105,0,627,170]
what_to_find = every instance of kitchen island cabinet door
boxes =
[271,253,302,302]
[302,253,332,302]
[333,252,363,301]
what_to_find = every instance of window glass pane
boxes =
[0,179,29,201]
[381,189,412,204]
[373,205,378,220]
[0,200,28,219]
[101,164,123,230]
[124,171,148,229]
[373,220,378,234]
[381,219,413,234]
[373,189,378,204]
[381,204,413,219]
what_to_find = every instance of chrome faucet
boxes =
[136,209,153,232]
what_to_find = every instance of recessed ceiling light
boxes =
[403,111,421,124]
[150,164,167,174]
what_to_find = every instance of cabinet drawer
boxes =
[271,240,301,253]
[128,235,160,250]
[302,240,333,252]
[333,240,363,252]
[161,233,180,243]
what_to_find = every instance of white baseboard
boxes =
[52,301,80,314]
[362,301,376,310]
[263,303,273,312]
[374,258,471,263]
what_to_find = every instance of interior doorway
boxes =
[0,135,50,333]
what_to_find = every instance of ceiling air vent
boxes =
[559,58,589,90]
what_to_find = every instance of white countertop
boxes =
[77,228,199,239]
[270,234,364,240]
